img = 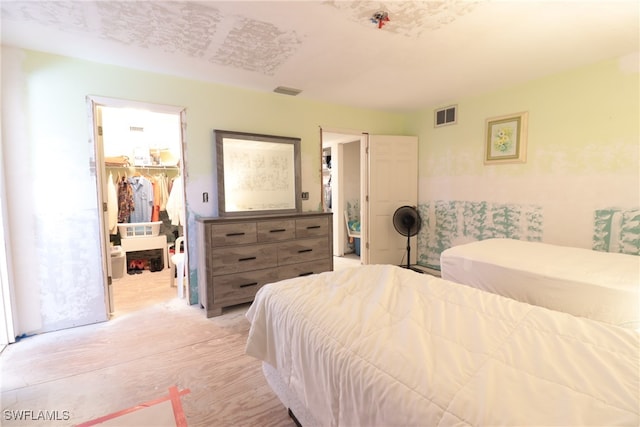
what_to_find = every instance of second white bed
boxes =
[440,238,640,327]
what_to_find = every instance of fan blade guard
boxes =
[392,206,421,237]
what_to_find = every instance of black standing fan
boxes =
[392,206,422,272]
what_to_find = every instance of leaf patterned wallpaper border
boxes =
[416,202,640,270]
[593,208,640,255]
[416,201,543,269]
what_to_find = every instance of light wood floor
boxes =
[0,256,360,426]
[111,268,179,317]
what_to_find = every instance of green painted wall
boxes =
[2,47,408,332]
[408,53,640,267]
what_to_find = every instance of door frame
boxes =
[320,127,367,264]
[360,133,369,265]
[87,96,187,315]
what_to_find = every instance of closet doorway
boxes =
[321,129,364,263]
[90,97,187,318]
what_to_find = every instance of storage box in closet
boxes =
[117,221,162,239]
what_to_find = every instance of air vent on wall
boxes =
[273,86,302,96]
[434,105,457,127]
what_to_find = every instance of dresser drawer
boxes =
[277,259,333,281]
[210,222,257,246]
[278,237,330,265]
[296,216,329,238]
[213,268,279,306]
[211,244,278,275]
[257,220,296,242]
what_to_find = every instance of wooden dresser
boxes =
[197,212,333,317]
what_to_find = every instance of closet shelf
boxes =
[106,165,179,170]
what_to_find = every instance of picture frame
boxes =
[484,112,528,164]
[213,129,301,217]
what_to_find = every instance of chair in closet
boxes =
[344,210,361,256]
[344,210,361,239]
[169,236,187,298]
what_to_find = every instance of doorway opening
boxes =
[321,129,365,267]
[90,97,187,318]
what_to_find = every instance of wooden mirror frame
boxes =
[214,129,302,217]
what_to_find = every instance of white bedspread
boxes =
[440,238,640,327]
[246,265,639,427]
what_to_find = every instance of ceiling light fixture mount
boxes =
[371,11,390,29]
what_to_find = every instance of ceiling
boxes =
[1,1,638,112]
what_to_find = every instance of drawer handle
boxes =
[298,272,314,277]
[239,282,258,288]
[298,249,313,254]
[226,232,245,237]
[238,256,257,262]
[306,225,321,229]
[270,229,286,233]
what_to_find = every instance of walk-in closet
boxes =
[99,106,186,316]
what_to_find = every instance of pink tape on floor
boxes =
[77,386,191,427]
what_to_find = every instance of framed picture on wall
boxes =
[484,112,528,164]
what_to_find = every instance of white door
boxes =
[364,135,418,265]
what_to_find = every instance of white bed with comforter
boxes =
[440,238,640,327]
[246,264,639,426]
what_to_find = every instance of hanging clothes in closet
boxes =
[151,176,160,222]
[128,175,154,223]
[112,168,176,225]
[107,172,119,234]
[156,173,170,211]
[151,173,170,222]
[166,175,184,226]
[117,175,134,223]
